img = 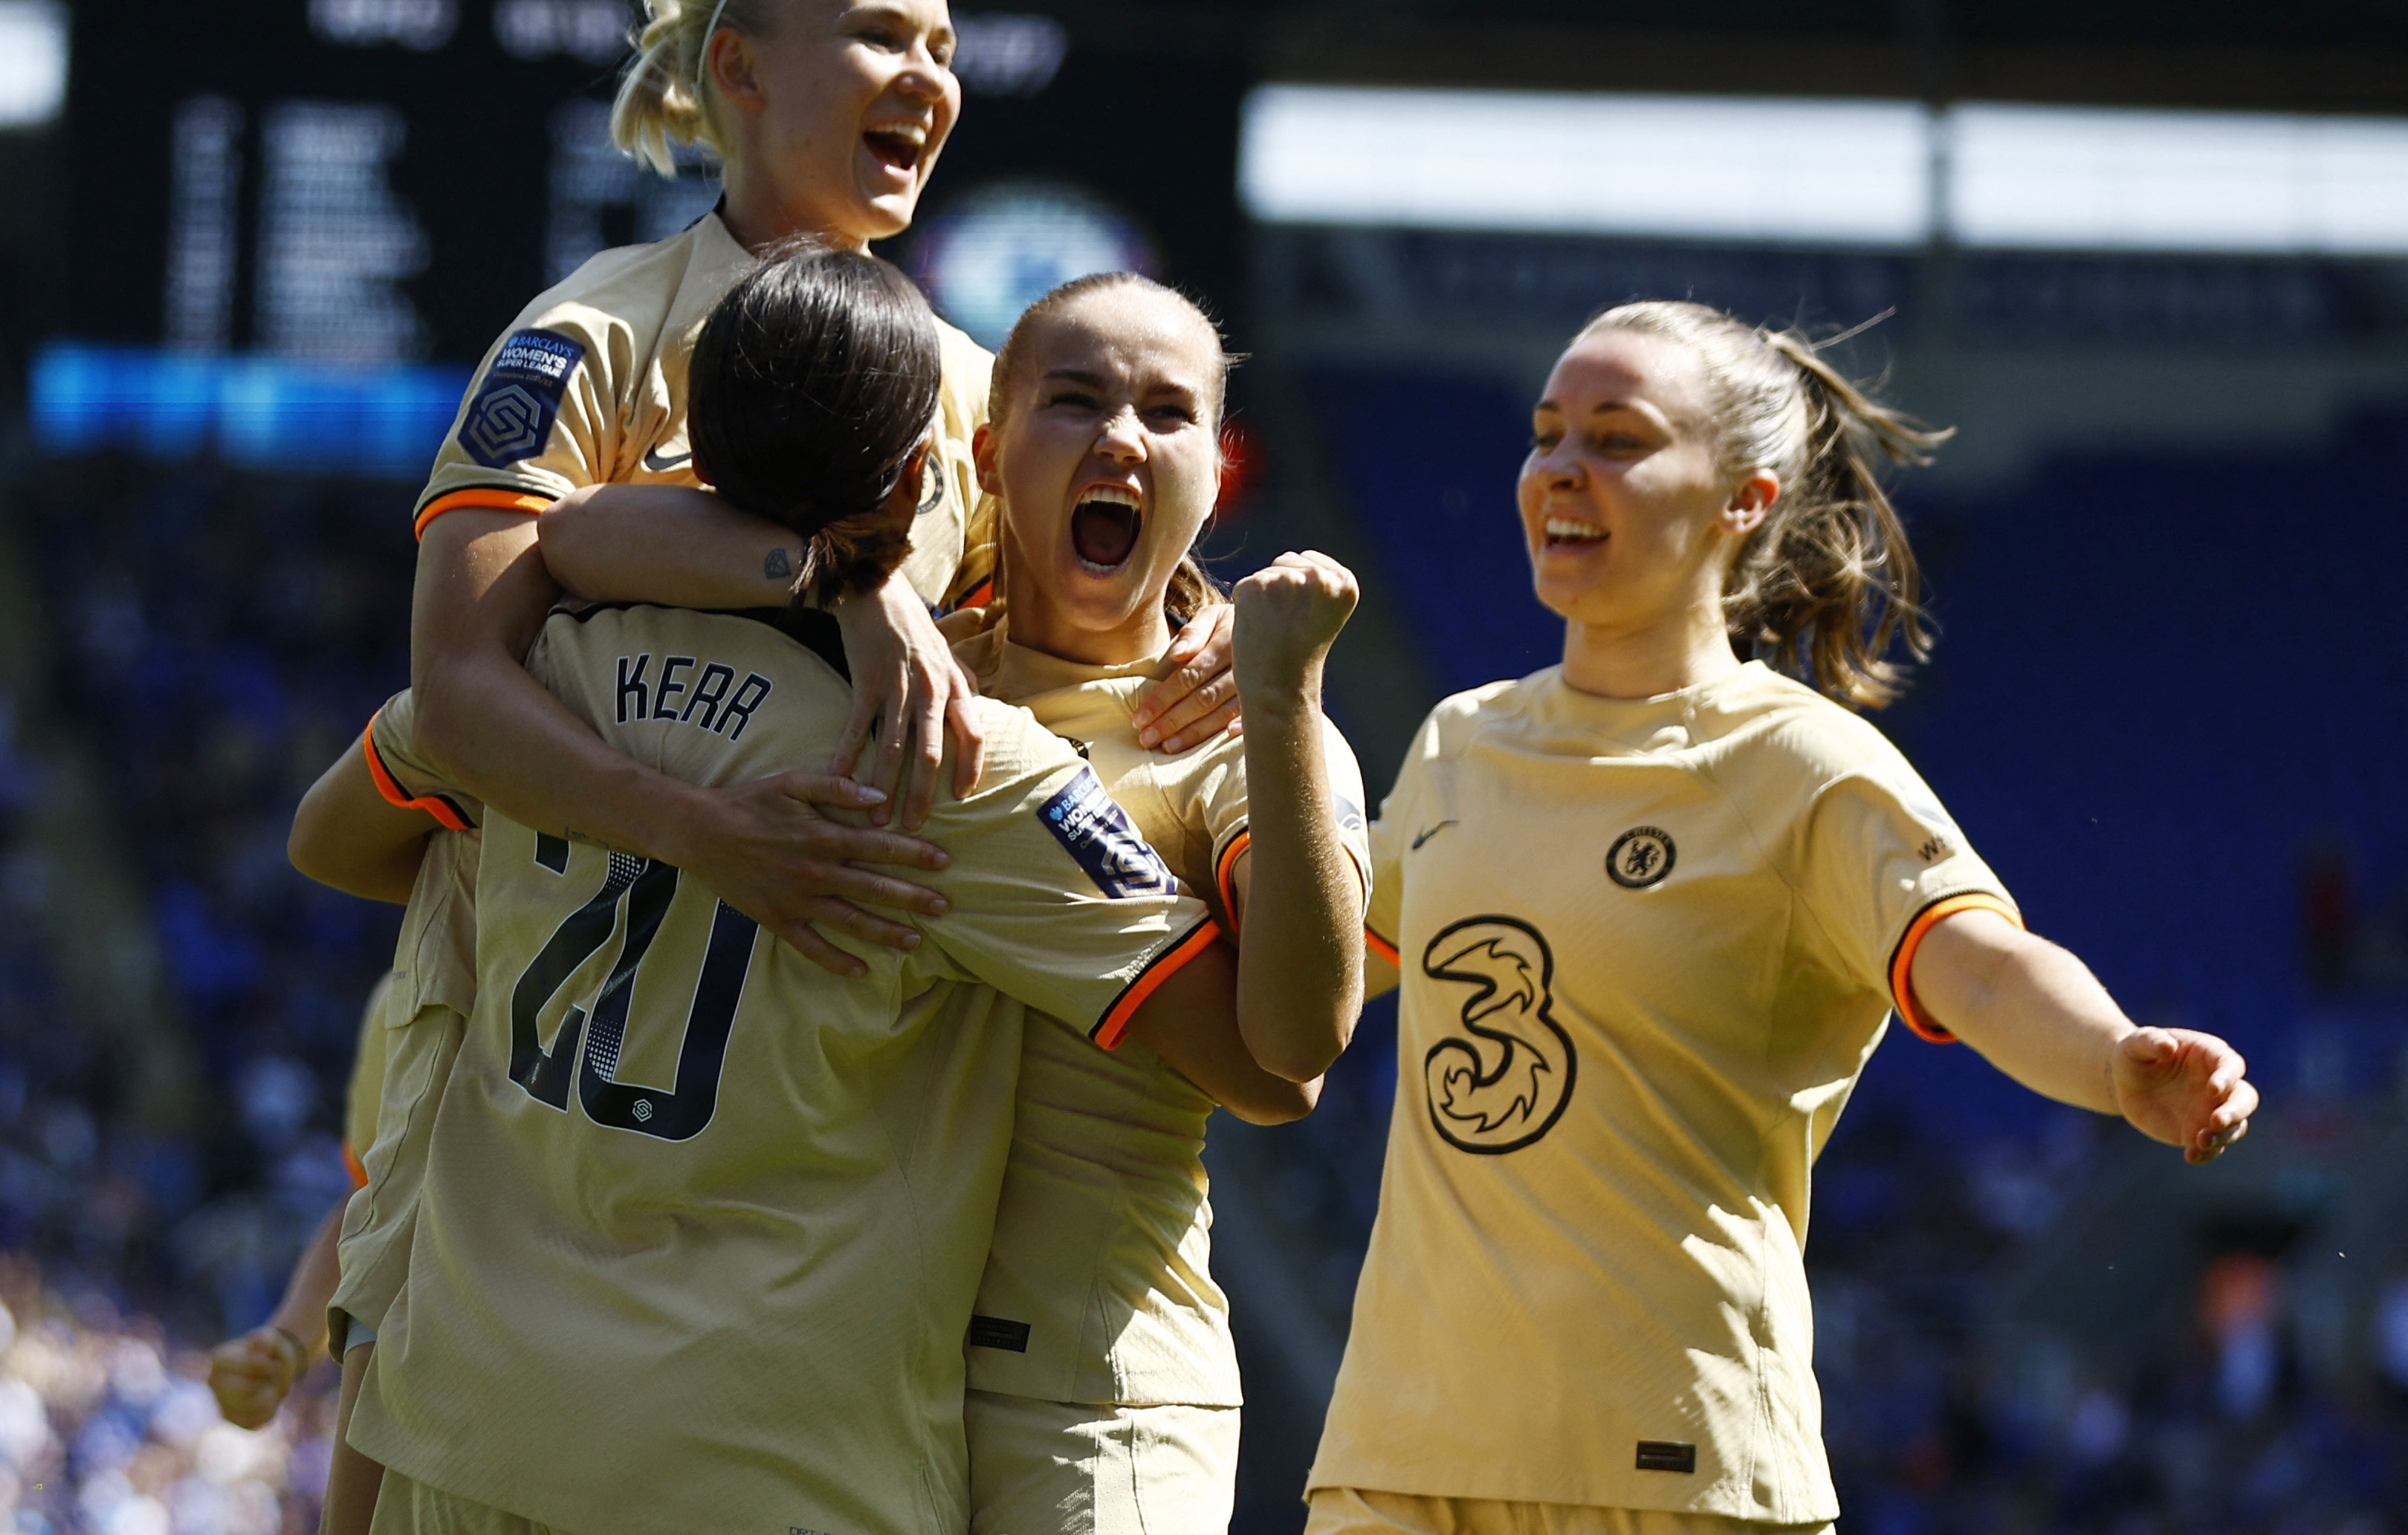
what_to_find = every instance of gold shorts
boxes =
[966,1389,1240,1535]
[367,1472,575,1535]
[1304,1487,1836,1535]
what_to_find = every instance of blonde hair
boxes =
[989,272,1237,626]
[610,0,780,175]
[1576,300,1952,710]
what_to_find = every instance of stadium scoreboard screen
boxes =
[60,1,1246,369]
[65,0,709,366]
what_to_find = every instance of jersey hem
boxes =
[1213,828,1251,932]
[1886,890,2024,1043]
[1093,916,1222,1050]
[1299,1470,1837,1526]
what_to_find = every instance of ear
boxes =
[971,423,1000,496]
[705,26,766,117]
[879,440,933,525]
[1722,470,1779,537]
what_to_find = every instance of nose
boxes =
[1531,439,1585,493]
[894,45,950,102]
[1096,406,1145,464]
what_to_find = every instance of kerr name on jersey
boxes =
[615,653,772,741]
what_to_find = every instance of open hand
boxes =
[676,772,952,978]
[1231,551,1358,701]
[208,1327,306,1429]
[1134,603,1239,753]
[832,574,988,829]
[2111,1026,2257,1164]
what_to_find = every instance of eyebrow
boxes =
[1040,368,1107,388]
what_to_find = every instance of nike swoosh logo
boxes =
[1411,821,1457,851]
[641,446,692,473]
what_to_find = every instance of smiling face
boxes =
[978,285,1225,665]
[1520,327,1776,637]
[711,0,961,248]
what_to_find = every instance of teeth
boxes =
[868,123,928,146]
[1545,518,1604,541]
[1081,486,1141,510]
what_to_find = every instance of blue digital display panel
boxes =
[31,344,470,478]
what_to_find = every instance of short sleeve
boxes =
[412,311,618,537]
[916,710,1220,1050]
[1795,768,2019,1044]
[366,690,482,831]
[1194,719,1376,931]
[1362,736,1434,969]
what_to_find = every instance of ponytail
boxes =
[1577,302,1951,710]
[611,0,772,175]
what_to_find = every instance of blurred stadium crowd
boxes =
[0,395,2404,1534]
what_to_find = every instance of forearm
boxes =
[415,648,700,860]
[1231,686,1365,1081]
[289,741,433,903]
[1911,913,2132,1114]
[539,483,800,608]
[266,1203,344,1356]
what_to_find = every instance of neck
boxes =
[1559,597,1742,700]
[1002,582,1171,669]
[719,162,868,255]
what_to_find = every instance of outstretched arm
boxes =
[1225,552,1367,1081]
[412,509,948,976]
[1909,909,2257,1164]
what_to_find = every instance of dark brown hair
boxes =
[1577,300,1952,710]
[688,241,942,604]
[988,271,1234,626]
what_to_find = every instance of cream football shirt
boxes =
[953,620,1373,1407]
[1311,661,2018,1524]
[414,210,997,610]
[349,603,1218,1535]
[333,692,483,1342]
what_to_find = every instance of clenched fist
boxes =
[208,1325,308,1429]
[2111,1027,2257,1164]
[1231,551,1360,704]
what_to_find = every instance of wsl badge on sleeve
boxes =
[1039,768,1177,900]
[459,328,586,468]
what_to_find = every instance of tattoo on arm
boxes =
[764,548,794,582]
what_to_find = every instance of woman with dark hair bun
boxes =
[302,244,1272,1535]
[1304,300,2260,1535]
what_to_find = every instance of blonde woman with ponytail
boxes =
[1307,301,2260,1535]
[403,0,1238,976]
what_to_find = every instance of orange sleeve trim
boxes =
[362,713,473,832]
[413,488,553,539]
[1093,918,1223,1051]
[955,577,995,611]
[1888,892,2025,1044]
[1364,926,1400,968]
[1213,828,1252,934]
[343,1141,368,1190]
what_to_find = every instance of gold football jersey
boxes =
[349,602,1218,1535]
[952,620,1373,1407]
[412,211,997,610]
[1313,662,2018,1523]
[335,692,484,1340]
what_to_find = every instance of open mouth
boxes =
[862,125,927,175]
[1542,516,1606,551]
[1072,487,1143,574]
